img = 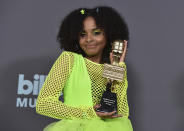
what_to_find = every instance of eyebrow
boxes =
[82,27,101,31]
[92,28,102,31]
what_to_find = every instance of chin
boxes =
[85,51,98,57]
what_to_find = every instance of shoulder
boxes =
[58,51,83,60]
[60,51,82,57]
[60,51,73,56]
[56,51,73,60]
[52,51,74,66]
[56,51,85,66]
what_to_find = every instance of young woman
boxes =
[36,6,133,131]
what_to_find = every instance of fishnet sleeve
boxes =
[36,51,97,120]
[112,62,129,118]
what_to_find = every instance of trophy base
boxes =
[95,90,117,113]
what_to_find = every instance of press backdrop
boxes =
[1,0,184,131]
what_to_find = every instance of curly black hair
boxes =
[57,6,129,63]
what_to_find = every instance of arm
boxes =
[112,62,129,118]
[109,40,129,117]
[94,40,129,119]
[36,51,97,119]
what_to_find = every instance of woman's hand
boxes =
[93,104,122,119]
[110,40,128,64]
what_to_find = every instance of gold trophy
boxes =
[96,40,125,113]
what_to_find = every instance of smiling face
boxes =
[79,16,106,59]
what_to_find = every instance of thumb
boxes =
[93,104,101,109]
[110,52,113,64]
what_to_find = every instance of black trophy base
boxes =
[96,90,117,113]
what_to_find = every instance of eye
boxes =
[93,29,102,35]
[80,31,86,37]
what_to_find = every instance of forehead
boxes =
[83,16,97,30]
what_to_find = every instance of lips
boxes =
[86,44,97,48]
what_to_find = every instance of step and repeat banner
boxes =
[1,0,184,131]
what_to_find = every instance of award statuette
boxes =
[96,40,125,113]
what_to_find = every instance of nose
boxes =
[86,33,93,43]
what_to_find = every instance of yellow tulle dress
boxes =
[36,51,133,131]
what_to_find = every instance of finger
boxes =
[105,111,117,116]
[111,114,123,118]
[120,40,128,62]
[96,111,116,117]
[110,52,113,64]
[95,111,104,117]
[105,114,123,119]
[122,40,128,57]
[93,104,101,109]
[123,40,128,54]
[96,111,107,117]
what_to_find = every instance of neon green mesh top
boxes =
[36,51,129,120]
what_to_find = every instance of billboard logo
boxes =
[16,74,47,108]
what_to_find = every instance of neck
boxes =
[86,54,102,64]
